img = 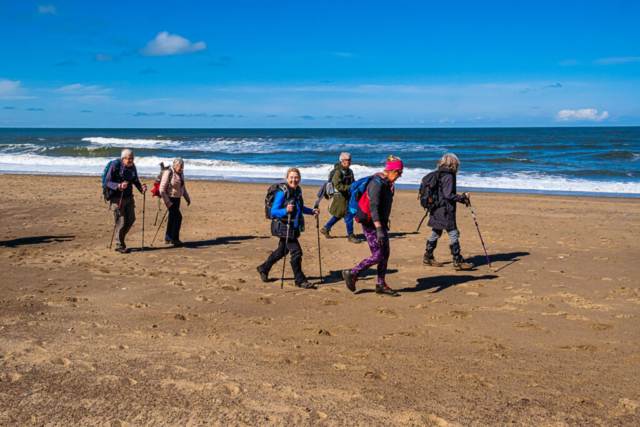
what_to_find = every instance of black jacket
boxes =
[427,167,468,231]
[367,174,394,229]
[104,160,142,199]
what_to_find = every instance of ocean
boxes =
[0,127,638,197]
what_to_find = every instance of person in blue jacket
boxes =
[257,168,319,289]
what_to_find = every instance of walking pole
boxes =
[468,201,491,267]
[315,210,323,282]
[281,213,292,290]
[109,191,124,249]
[141,191,146,251]
[151,209,168,246]
[416,210,429,232]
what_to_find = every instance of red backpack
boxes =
[355,176,384,224]
[151,163,172,197]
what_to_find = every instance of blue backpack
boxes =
[101,158,120,202]
[347,175,382,216]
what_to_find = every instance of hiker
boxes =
[320,152,361,243]
[423,153,474,270]
[257,168,320,289]
[160,157,191,247]
[342,155,403,296]
[103,149,147,253]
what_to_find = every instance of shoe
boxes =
[423,257,443,267]
[171,240,183,247]
[453,260,474,270]
[347,234,362,244]
[256,266,269,283]
[295,281,317,289]
[164,234,171,244]
[115,247,130,254]
[320,227,332,239]
[375,283,398,296]
[342,269,357,292]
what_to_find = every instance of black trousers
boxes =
[166,197,182,241]
[261,237,306,285]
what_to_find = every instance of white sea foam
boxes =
[0,153,638,195]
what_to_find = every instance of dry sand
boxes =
[1,174,639,426]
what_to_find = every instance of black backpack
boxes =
[101,158,120,202]
[316,168,338,200]
[264,183,289,219]
[418,170,441,213]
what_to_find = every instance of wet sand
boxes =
[1,174,639,426]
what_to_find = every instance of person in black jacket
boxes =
[342,155,403,296]
[103,149,147,253]
[423,153,473,270]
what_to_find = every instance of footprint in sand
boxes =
[253,297,274,305]
[376,307,402,318]
[448,311,471,319]
[222,285,242,292]
[362,370,387,380]
[589,323,614,331]
[513,321,545,331]
[319,299,342,306]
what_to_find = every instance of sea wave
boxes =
[1,153,639,195]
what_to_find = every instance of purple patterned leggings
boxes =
[352,224,390,285]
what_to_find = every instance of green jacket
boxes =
[328,163,355,219]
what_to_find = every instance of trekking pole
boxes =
[108,191,124,249]
[315,210,323,282]
[416,210,429,232]
[141,191,146,251]
[468,201,491,267]
[281,213,292,290]
[151,209,168,246]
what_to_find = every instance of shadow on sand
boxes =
[466,251,530,270]
[183,235,269,249]
[0,235,75,248]
[399,274,500,294]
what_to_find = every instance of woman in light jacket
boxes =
[160,157,190,246]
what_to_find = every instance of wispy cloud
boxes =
[211,114,225,117]
[81,110,93,113]
[94,53,116,62]
[556,108,609,122]
[201,56,233,66]
[594,56,640,65]
[27,108,45,111]
[132,111,165,117]
[139,32,206,56]
[55,84,112,95]
[169,113,208,117]
[559,59,580,66]
[38,5,56,14]
[519,88,536,94]
[3,106,16,110]
[55,60,74,67]
[0,79,30,99]
[542,83,562,89]
[334,52,353,57]
[139,68,158,75]
[300,115,315,120]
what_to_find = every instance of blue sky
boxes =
[0,0,639,128]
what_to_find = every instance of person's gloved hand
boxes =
[376,226,386,244]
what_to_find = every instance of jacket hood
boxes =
[438,167,455,175]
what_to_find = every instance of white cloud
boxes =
[0,79,33,99]
[38,5,56,14]
[139,32,206,56]
[555,109,609,122]
[594,57,640,65]
[334,52,353,57]
[55,84,112,95]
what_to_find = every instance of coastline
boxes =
[1,174,639,425]
[1,171,639,199]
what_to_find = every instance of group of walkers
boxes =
[102,149,475,295]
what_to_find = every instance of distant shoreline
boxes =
[2,171,638,199]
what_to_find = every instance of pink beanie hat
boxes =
[385,160,404,171]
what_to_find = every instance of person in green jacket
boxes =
[320,153,361,244]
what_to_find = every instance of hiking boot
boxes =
[453,259,474,270]
[375,283,398,296]
[343,269,357,292]
[347,234,362,244]
[164,234,171,244]
[115,247,130,254]
[171,240,183,247]
[320,227,332,239]
[423,257,443,267]
[295,281,317,289]
[256,266,269,283]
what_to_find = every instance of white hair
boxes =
[339,152,351,161]
[173,157,184,167]
[121,149,133,159]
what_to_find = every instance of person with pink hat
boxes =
[342,155,403,296]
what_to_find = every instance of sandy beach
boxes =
[1,174,639,426]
